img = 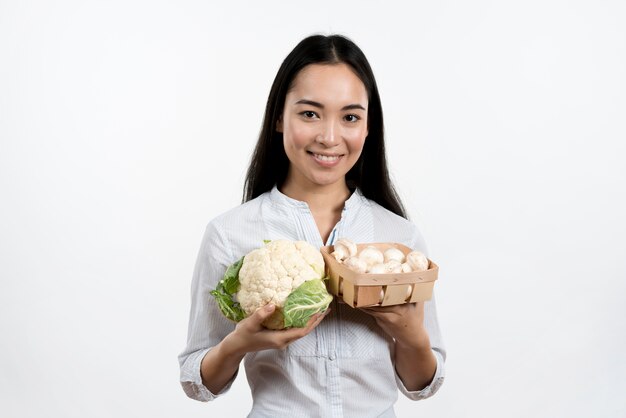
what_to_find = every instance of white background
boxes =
[1,1,625,417]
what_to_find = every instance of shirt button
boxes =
[329,353,336,361]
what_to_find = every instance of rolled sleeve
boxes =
[178,221,237,402]
[395,348,445,400]
[179,347,239,401]
[395,281,447,401]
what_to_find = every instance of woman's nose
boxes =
[315,120,339,146]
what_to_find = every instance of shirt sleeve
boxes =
[394,228,447,400]
[393,293,447,400]
[178,221,238,401]
[395,347,446,400]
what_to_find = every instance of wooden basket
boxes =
[320,242,439,308]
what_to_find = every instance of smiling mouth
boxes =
[309,152,342,162]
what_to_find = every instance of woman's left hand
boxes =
[360,301,430,349]
[361,301,437,391]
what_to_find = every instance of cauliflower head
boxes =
[210,240,333,330]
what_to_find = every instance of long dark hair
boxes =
[243,34,407,219]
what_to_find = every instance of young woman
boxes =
[179,34,446,417]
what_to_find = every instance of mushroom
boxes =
[358,246,384,268]
[406,250,429,272]
[335,238,357,257]
[331,245,350,262]
[366,260,402,274]
[331,238,358,262]
[405,284,413,301]
[343,256,367,274]
[367,263,388,274]
[383,247,405,264]
[385,259,403,273]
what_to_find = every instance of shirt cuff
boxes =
[395,348,445,400]
[180,347,239,402]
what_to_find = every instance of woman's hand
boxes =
[360,301,437,391]
[224,304,330,356]
[360,302,430,350]
[201,304,329,394]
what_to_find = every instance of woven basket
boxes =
[320,242,439,307]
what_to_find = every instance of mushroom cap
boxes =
[343,256,367,274]
[383,247,405,263]
[358,246,384,267]
[335,238,358,257]
[406,250,429,272]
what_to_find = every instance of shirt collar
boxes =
[269,185,365,211]
[269,185,309,209]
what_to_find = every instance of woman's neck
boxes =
[280,179,351,214]
[280,178,351,243]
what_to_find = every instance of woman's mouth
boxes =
[309,152,343,167]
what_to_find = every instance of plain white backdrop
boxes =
[1,1,625,417]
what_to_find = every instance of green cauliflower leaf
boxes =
[210,256,246,323]
[283,278,333,328]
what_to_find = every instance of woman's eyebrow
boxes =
[294,99,366,111]
[342,103,366,111]
[295,99,324,108]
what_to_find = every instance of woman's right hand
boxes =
[201,304,328,393]
[223,304,329,356]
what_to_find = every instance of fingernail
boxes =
[265,304,275,312]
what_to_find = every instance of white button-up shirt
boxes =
[179,186,446,417]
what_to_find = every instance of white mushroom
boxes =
[331,244,350,262]
[401,262,413,273]
[383,247,405,264]
[405,284,413,300]
[358,246,384,267]
[343,256,367,274]
[385,259,403,273]
[367,263,388,274]
[335,238,358,257]
[406,250,429,272]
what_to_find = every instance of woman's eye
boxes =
[344,114,360,122]
[302,111,317,119]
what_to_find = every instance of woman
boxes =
[179,34,446,417]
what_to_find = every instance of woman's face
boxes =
[278,63,369,191]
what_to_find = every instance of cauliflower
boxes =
[210,240,333,330]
